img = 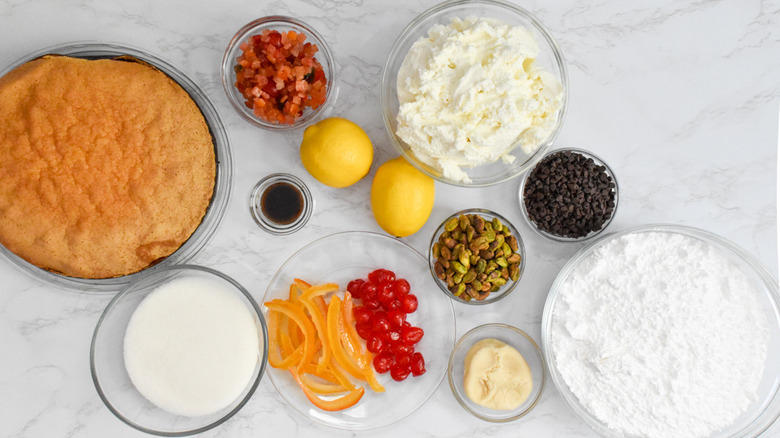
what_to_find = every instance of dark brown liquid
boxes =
[260,182,304,225]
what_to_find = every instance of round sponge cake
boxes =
[0,55,216,278]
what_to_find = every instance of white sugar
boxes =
[124,276,260,417]
[551,231,768,438]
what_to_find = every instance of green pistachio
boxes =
[444,217,459,232]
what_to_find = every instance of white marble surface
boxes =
[0,0,778,437]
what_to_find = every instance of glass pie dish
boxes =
[0,42,232,292]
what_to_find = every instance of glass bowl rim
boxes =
[0,41,233,293]
[220,15,338,131]
[447,322,547,422]
[540,223,780,438]
[518,147,619,242]
[379,0,569,187]
[89,264,269,437]
[261,230,457,430]
[428,208,526,305]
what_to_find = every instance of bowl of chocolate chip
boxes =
[518,148,618,242]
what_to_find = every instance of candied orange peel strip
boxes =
[265,279,385,411]
[326,295,368,380]
[264,299,315,373]
[289,367,364,412]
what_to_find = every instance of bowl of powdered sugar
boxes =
[542,224,780,438]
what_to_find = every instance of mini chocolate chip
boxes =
[523,151,616,238]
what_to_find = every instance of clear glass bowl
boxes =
[221,16,338,130]
[518,148,619,242]
[261,231,456,430]
[380,0,568,187]
[542,224,780,437]
[428,208,526,305]
[448,323,545,422]
[249,173,314,235]
[90,265,268,436]
[0,42,232,292]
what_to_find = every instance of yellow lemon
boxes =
[300,117,373,188]
[371,157,435,237]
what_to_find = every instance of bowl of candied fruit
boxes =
[221,16,338,129]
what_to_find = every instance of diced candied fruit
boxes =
[234,29,327,125]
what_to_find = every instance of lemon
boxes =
[371,157,435,237]
[300,117,373,188]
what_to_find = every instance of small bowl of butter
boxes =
[447,323,545,422]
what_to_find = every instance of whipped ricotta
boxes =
[396,17,563,183]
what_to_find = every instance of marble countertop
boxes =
[1,0,778,437]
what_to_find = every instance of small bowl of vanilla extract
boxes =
[249,173,313,235]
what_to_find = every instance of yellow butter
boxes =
[463,338,532,410]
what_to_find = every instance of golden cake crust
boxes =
[0,55,216,278]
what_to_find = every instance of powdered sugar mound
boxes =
[551,231,768,438]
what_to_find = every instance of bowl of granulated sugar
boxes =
[542,224,780,438]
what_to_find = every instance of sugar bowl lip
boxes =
[518,147,619,243]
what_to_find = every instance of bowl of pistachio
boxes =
[428,209,525,305]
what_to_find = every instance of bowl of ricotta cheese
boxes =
[381,0,568,186]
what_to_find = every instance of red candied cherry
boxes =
[387,309,406,328]
[393,343,414,359]
[385,329,401,343]
[360,282,378,301]
[401,294,418,314]
[393,279,411,297]
[401,326,424,345]
[352,306,372,326]
[410,352,426,376]
[367,335,385,354]
[377,270,396,284]
[355,323,373,341]
[378,285,395,309]
[347,279,365,299]
[373,351,394,374]
[367,269,383,283]
[385,299,401,312]
[368,268,396,285]
[368,269,395,284]
[363,297,381,310]
[372,314,391,334]
[395,352,412,369]
[378,340,393,354]
[390,363,411,381]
